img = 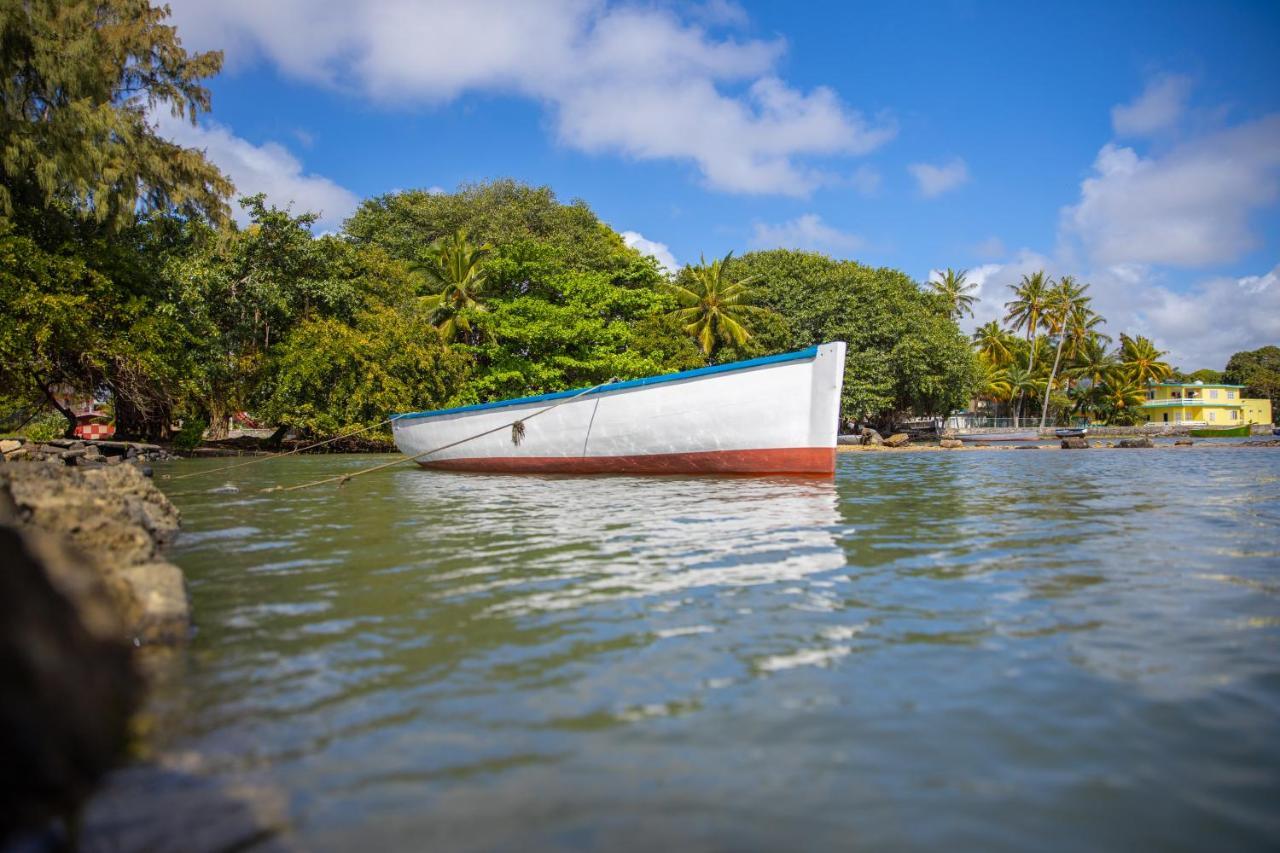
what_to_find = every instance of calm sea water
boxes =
[148,448,1280,851]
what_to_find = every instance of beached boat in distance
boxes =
[1054,426,1088,438]
[391,342,847,475]
[1188,425,1251,438]
[953,428,1040,443]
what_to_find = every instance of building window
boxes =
[1232,410,1239,420]
[1228,390,1235,399]
[1209,389,1219,399]
[1208,411,1216,421]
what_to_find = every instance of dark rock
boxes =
[860,428,883,446]
[1060,437,1090,449]
[883,433,910,448]
[1174,439,1194,446]
[1015,445,1041,449]
[939,438,963,449]
[0,524,142,842]
[79,762,290,853]
[0,463,187,644]
[1117,438,1154,448]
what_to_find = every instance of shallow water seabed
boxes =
[146,448,1280,851]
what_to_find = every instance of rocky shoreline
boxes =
[0,451,288,850]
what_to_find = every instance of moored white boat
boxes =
[391,342,847,475]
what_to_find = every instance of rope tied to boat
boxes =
[510,420,526,446]
[264,377,618,494]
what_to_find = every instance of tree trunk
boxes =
[1040,336,1067,429]
[113,393,172,442]
[38,380,79,438]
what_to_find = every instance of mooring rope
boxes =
[261,378,617,494]
[165,419,394,481]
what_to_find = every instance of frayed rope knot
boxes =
[511,420,526,446]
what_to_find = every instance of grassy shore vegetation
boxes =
[0,1,987,442]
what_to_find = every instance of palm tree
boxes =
[1006,362,1045,424]
[1003,270,1052,424]
[663,252,771,356]
[976,361,1012,414]
[972,320,1016,367]
[1118,333,1173,388]
[1097,371,1148,425]
[1038,276,1093,428]
[1065,333,1118,389]
[928,267,978,320]
[414,229,492,342]
[1003,271,1053,353]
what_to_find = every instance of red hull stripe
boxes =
[417,447,835,475]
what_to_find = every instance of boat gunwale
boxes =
[390,345,822,423]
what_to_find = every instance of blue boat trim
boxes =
[391,345,821,422]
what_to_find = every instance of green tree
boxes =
[724,250,980,424]
[1038,276,1093,428]
[1222,345,1280,403]
[664,253,771,356]
[1095,372,1147,425]
[0,0,231,227]
[258,304,474,436]
[414,230,492,342]
[1118,333,1173,388]
[928,267,977,319]
[973,320,1016,367]
[1003,270,1052,423]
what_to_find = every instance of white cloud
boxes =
[1111,73,1191,136]
[750,214,864,254]
[621,230,679,274]
[944,252,1053,335]
[1090,263,1280,369]
[165,0,894,196]
[1061,115,1280,267]
[972,236,1006,259]
[907,157,969,197]
[155,113,360,232]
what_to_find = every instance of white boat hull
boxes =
[391,342,847,475]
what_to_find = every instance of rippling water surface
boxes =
[151,448,1280,850]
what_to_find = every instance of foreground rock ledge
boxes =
[0,461,190,645]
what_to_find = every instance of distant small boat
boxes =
[1188,425,1250,438]
[1273,427,1280,436]
[1054,427,1088,438]
[898,417,942,436]
[392,342,848,475]
[953,429,1040,443]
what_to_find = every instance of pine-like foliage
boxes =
[0,0,231,227]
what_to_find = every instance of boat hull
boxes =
[391,342,847,476]
[1188,425,1250,438]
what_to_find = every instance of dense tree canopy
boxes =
[1223,345,1280,403]
[720,250,981,421]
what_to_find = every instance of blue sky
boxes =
[160,0,1280,369]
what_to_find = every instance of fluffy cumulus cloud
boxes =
[1057,263,1277,369]
[749,214,864,253]
[621,230,679,274]
[155,112,360,232]
[1110,73,1191,136]
[1060,116,1280,267]
[907,157,969,197]
[165,0,894,196]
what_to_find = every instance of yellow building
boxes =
[1140,381,1273,426]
